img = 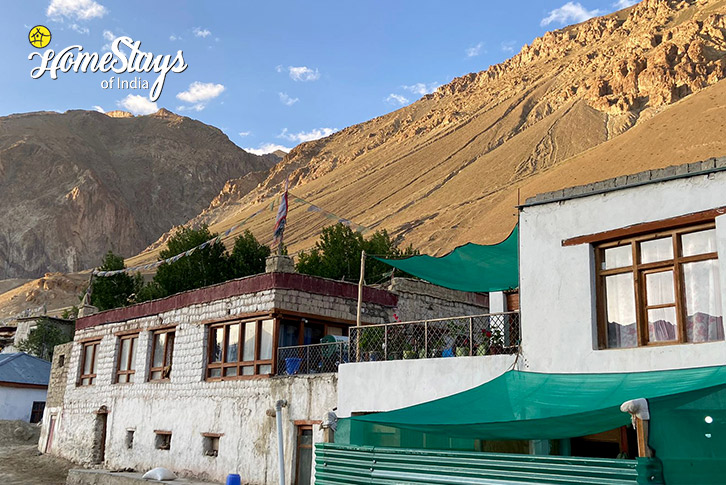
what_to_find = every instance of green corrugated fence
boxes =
[315,443,664,485]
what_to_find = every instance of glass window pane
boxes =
[165,333,175,367]
[209,368,221,378]
[226,324,240,363]
[82,377,90,386]
[128,373,134,383]
[259,364,272,374]
[119,339,130,371]
[297,443,313,485]
[278,321,300,347]
[243,323,256,361]
[604,245,632,269]
[151,370,161,380]
[210,327,223,363]
[604,273,637,348]
[153,333,166,368]
[224,367,238,377]
[640,237,673,264]
[83,345,93,374]
[129,338,137,371]
[260,320,273,360]
[648,307,678,342]
[242,365,254,375]
[645,270,675,306]
[682,229,717,257]
[684,260,724,342]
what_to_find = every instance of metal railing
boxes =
[348,312,520,362]
[277,341,348,375]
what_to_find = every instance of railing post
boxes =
[384,325,388,360]
[306,345,310,374]
[424,321,428,358]
[469,317,474,356]
[339,342,343,369]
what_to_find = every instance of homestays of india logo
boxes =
[27,25,187,102]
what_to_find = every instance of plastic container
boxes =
[226,473,241,485]
[285,357,302,374]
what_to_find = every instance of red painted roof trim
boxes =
[77,272,397,330]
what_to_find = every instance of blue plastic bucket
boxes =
[285,357,302,374]
[226,473,241,485]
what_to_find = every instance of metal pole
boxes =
[275,400,288,485]
[384,325,388,360]
[469,317,473,356]
[356,250,365,326]
[424,321,428,358]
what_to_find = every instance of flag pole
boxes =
[356,250,365,327]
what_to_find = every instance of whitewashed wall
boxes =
[0,386,46,421]
[519,170,726,373]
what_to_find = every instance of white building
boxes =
[40,258,488,484]
[336,157,725,457]
[0,352,51,422]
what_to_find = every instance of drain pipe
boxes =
[276,399,288,485]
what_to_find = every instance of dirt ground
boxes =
[0,420,74,485]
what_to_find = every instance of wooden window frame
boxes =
[206,318,275,381]
[79,340,101,386]
[115,333,138,384]
[149,329,175,382]
[596,222,719,348]
[295,424,314,485]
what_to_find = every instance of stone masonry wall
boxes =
[46,342,72,408]
[45,286,386,484]
[389,278,489,321]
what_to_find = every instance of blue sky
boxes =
[2,0,637,154]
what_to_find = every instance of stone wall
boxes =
[44,284,381,484]
[46,342,72,408]
[388,278,489,321]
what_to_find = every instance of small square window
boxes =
[125,429,135,449]
[154,431,171,450]
[202,435,220,457]
[58,355,65,367]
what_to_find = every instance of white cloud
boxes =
[402,82,439,96]
[501,40,517,54]
[613,0,639,8]
[288,66,321,82]
[101,29,116,50]
[193,27,211,38]
[243,143,292,155]
[541,2,603,26]
[386,93,409,105]
[466,42,484,58]
[278,92,299,106]
[169,34,181,41]
[92,105,105,113]
[117,95,158,115]
[176,81,225,104]
[239,131,251,137]
[70,23,89,34]
[47,0,107,20]
[278,127,337,143]
[176,104,205,112]
[275,65,284,73]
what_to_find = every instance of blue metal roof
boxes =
[0,353,51,386]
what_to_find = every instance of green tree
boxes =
[18,318,73,361]
[91,251,141,311]
[151,225,229,296]
[296,223,417,283]
[229,230,271,278]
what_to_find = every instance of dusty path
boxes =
[0,421,74,485]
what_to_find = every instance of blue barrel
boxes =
[226,473,241,485]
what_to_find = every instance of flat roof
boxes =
[522,156,726,208]
[77,271,398,331]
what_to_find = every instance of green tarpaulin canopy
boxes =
[337,366,726,483]
[373,225,518,292]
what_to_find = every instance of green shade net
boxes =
[337,367,726,483]
[373,225,518,292]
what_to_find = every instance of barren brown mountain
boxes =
[0,109,279,279]
[129,0,726,266]
[4,0,726,318]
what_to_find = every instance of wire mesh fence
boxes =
[277,341,348,375]
[348,312,520,362]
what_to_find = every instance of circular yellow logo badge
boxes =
[29,25,52,49]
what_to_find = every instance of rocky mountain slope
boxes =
[0,109,279,279]
[139,0,725,260]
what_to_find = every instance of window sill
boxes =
[205,374,272,382]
